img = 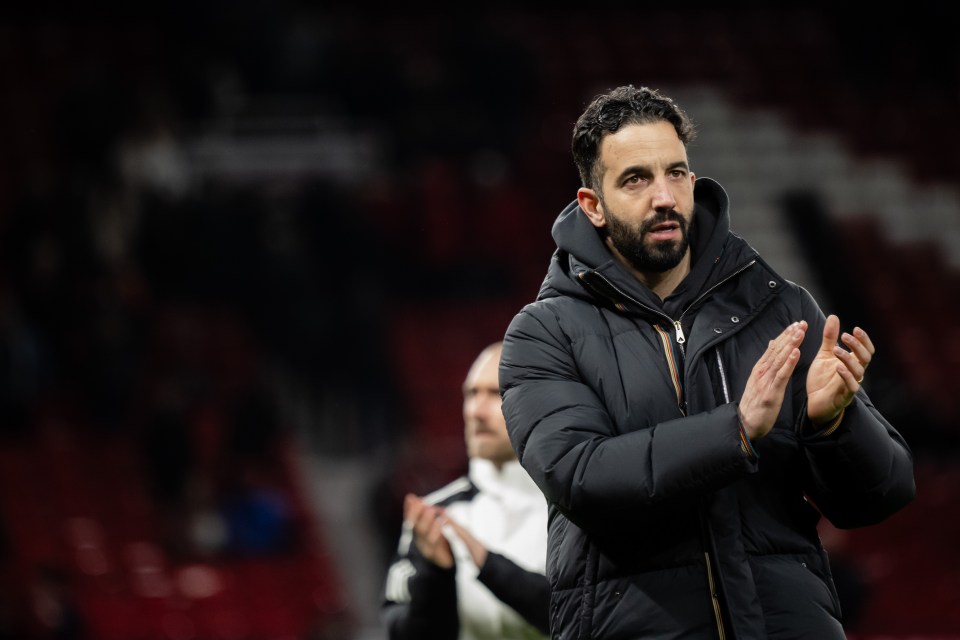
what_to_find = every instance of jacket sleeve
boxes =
[793,288,916,528]
[500,306,758,532]
[476,552,551,635]
[382,537,459,640]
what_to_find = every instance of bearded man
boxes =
[499,85,915,640]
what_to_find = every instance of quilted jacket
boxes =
[500,178,915,639]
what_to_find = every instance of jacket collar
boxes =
[469,458,544,506]
[539,177,761,318]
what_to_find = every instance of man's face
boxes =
[463,346,515,467]
[588,121,697,274]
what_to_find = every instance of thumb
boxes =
[820,314,840,352]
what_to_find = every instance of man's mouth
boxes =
[646,221,681,240]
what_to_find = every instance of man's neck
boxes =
[611,248,692,301]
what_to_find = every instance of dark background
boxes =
[1,3,958,638]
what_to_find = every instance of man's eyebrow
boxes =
[614,164,652,183]
[614,161,689,184]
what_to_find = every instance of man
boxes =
[499,85,915,639]
[383,342,550,639]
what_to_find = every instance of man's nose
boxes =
[473,399,492,420]
[469,395,495,420]
[651,177,677,210]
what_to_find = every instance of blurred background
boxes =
[1,2,958,639]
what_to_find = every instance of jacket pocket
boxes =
[751,552,845,638]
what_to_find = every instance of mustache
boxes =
[471,422,495,434]
[639,209,687,235]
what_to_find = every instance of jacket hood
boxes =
[538,177,756,316]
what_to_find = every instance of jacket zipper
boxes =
[653,324,685,414]
[673,258,757,351]
[579,261,758,640]
[705,555,726,640]
[580,259,757,355]
[581,260,757,419]
[699,497,727,640]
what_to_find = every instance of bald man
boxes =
[382,342,550,640]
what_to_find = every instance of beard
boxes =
[603,205,693,273]
[466,422,516,466]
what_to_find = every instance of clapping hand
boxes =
[404,494,454,568]
[738,321,806,440]
[806,314,874,426]
[404,494,490,570]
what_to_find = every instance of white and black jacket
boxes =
[382,458,550,640]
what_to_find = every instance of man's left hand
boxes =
[806,314,875,425]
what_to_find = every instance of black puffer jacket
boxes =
[500,178,915,640]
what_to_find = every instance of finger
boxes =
[421,504,441,523]
[769,324,804,370]
[763,322,803,363]
[780,320,805,341]
[784,321,806,346]
[792,320,808,344]
[412,505,440,535]
[410,510,429,536]
[852,326,876,356]
[841,332,872,367]
[766,339,792,379]
[754,324,800,385]
[775,348,802,384]
[425,519,448,548]
[415,506,438,533]
[836,362,861,393]
[820,315,840,352]
[833,345,866,381]
[404,494,422,523]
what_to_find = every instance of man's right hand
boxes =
[738,321,806,440]
[405,493,454,568]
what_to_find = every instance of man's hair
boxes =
[572,85,696,191]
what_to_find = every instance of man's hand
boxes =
[806,314,874,425]
[739,321,806,440]
[443,514,488,569]
[405,494,454,568]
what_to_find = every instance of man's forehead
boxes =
[464,348,502,390]
[599,121,685,163]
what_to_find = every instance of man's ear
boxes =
[577,188,606,229]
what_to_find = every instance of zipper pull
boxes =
[674,320,686,344]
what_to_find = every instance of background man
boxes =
[383,342,550,639]
[499,85,915,639]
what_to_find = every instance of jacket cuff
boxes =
[795,400,846,438]
[735,409,759,461]
[817,408,846,437]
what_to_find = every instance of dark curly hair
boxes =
[572,85,696,192]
